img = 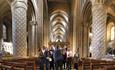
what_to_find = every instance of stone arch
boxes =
[27,0,37,57]
[82,1,92,24]
[27,0,36,22]
[81,0,92,57]
[50,13,68,23]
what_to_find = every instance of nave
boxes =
[0,0,115,70]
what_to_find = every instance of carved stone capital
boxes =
[29,21,37,26]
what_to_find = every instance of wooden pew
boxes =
[0,57,40,70]
[78,58,115,70]
[104,66,115,70]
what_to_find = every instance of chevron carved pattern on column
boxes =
[91,4,107,59]
[12,0,27,58]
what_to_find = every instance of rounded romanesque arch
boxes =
[82,0,92,57]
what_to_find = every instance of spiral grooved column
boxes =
[91,2,107,59]
[11,0,27,58]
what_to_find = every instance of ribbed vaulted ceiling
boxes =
[50,10,68,42]
[48,0,70,42]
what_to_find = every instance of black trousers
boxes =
[50,61,54,70]
[67,57,72,70]
[55,60,63,70]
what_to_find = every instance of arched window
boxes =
[107,22,114,42]
[3,25,6,41]
[111,26,114,41]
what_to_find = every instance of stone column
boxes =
[36,0,43,48]
[73,12,77,55]
[90,0,107,59]
[28,21,38,57]
[11,0,28,58]
[83,24,89,57]
[0,21,3,51]
[113,24,115,49]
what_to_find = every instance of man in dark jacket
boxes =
[53,46,63,70]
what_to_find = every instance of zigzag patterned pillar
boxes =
[90,0,107,59]
[11,0,28,58]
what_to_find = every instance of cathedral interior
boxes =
[0,0,115,70]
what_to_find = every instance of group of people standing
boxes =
[38,45,78,70]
